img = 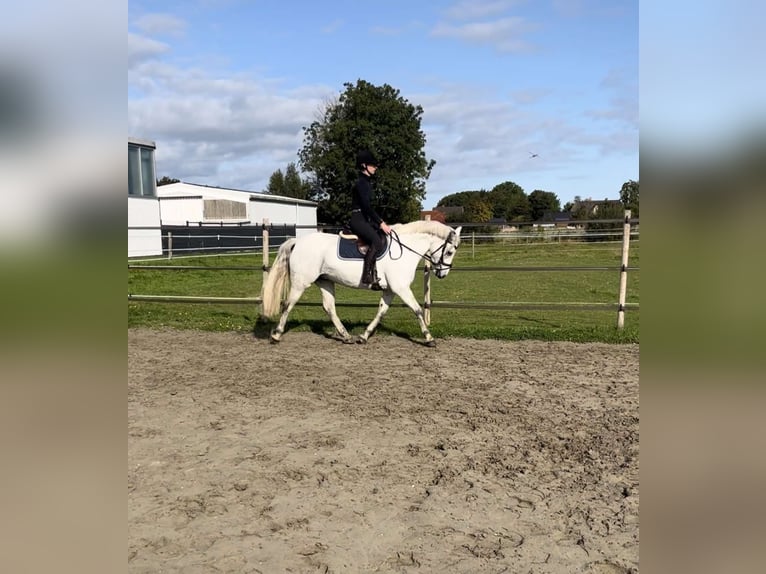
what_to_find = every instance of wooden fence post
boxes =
[423,214,431,326]
[167,231,172,259]
[261,218,270,298]
[617,210,632,330]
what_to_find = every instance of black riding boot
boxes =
[361,244,380,287]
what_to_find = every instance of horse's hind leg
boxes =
[357,290,395,344]
[315,279,352,343]
[270,283,307,343]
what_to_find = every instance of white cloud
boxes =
[321,19,344,34]
[129,53,335,190]
[133,13,187,36]
[411,82,636,205]
[445,0,523,21]
[431,17,534,53]
[510,88,552,105]
[128,33,170,69]
[586,69,638,129]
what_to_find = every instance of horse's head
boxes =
[431,226,462,279]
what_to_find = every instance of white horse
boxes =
[261,220,462,346]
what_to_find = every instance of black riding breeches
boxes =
[349,212,385,252]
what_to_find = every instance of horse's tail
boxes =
[261,238,297,318]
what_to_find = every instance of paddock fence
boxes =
[128,212,639,329]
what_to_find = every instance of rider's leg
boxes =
[362,242,378,285]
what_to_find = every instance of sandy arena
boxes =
[128,328,639,573]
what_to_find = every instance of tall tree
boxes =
[528,189,561,221]
[264,162,311,199]
[265,169,285,195]
[437,190,486,208]
[463,194,494,223]
[283,163,310,199]
[620,179,639,217]
[299,79,435,225]
[488,181,529,221]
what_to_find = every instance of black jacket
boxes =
[351,173,382,227]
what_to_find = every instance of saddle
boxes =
[337,227,388,261]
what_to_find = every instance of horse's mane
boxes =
[391,220,454,240]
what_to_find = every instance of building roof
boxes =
[156,182,317,207]
[128,137,156,148]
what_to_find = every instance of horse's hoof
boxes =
[356,336,368,345]
[342,337,355,345]
[425,339,436,348]
[270,332,281,344]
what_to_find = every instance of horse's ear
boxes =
[455,226,462,237]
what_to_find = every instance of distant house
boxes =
[420,210,446,223]
[540,211,572,228]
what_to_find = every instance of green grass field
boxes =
[128,238,639,343]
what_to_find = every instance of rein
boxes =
[388,229,454,269]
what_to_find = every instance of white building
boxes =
[128,136,319,258]
[128,138,162,257]
[156,182,318,237]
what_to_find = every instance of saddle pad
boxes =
[337,236,389,261]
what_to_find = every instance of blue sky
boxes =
[129,0,638,209]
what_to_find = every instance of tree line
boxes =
[434,178,639,223]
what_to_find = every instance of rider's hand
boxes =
[380,222,392,235]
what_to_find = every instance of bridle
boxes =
[389,229,458,271]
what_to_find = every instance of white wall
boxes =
[249,201,318,237]
[296,205,318,237]
[159,197,205,226]
[128,196,162,257]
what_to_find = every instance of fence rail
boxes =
[129,213,639,328]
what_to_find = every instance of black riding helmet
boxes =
[356,149,379,170]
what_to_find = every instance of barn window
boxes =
[204,199,247,221]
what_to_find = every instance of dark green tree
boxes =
[528,189,561,221]
[437,190,485,208]
[283,163,311,199]
[568,195,587,220]
[265,162,311,199]
[436,190,495,223]
[265,169,285,195]
[584,198,625,240]
[619,179,639,217]
[488,181,529,221]
[463,194,494,223]
[156,176,180,186]
[299,79,435,225]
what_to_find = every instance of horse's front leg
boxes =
[357,290,395,344]
[394,286,436,347]
[315,279,353,343]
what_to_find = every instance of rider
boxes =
[349,150,392,289]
